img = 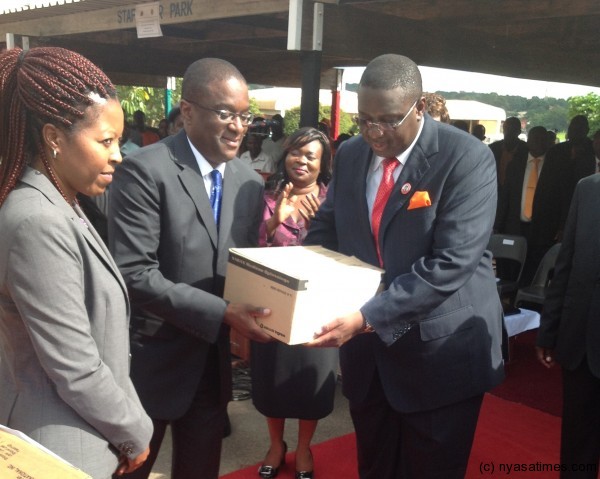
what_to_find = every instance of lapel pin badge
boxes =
[401,183,412,195]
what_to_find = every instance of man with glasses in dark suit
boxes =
[306,54,504,479]
[109,58,272,479]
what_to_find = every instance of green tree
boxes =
[276,105,357,138]
[249,97,261,117]
[440,91,574,133]
[117,85,152,118]
[117,78,183,127]
[282,107,301,136]
[527,104,569,132]
[320,106,358,136]
[568,93,600,134]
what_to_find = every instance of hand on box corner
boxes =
[224,303,273,343]
[306,310,365,348]
[114,446,150,476]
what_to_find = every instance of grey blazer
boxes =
[108,130,264,418]
[306,116,505,413]
[0,168,152,479]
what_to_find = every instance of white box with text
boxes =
[223,246,383,345]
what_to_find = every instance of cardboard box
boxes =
[223,246,383,345]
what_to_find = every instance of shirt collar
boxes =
[187,136,226,177]
[528,152,545,162]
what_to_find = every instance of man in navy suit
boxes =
[306,54,504,479]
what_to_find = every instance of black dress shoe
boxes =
[295,448,313,479]
[295,471,314,479]
[257,442,287,478]
[258,464,280,479]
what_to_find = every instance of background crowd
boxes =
[1,44,599,479]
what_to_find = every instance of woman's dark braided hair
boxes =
[265,126,333,193]
[0,47,117,206]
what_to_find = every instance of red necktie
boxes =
[372,157,399,266]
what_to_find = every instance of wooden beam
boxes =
[4,0,600,91]
[161,20,288,42]
[31,35,338,88]
[0,0,290,37]
[352,0,600,22]
[320,4,600,88]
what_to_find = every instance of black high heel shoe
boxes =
[295,448,314,479]
[257,441,287,478]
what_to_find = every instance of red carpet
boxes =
[220,433,358,479]
[466,394,560,478]
[220,394,560,478]
[491,329,563,417]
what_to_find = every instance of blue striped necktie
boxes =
[210,169,223,227]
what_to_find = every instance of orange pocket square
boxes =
[407,191,432,210]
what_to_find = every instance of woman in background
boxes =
[252,127,337,479]
[424,92,450,123]
[0,46,152,479]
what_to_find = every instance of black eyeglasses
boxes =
[183,98,254,126]
[354,99,418,134]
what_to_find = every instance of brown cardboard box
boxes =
[223,245,383,345]
[0,425,92,479]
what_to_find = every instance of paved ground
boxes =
[148,373,353,478]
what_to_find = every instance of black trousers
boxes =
[560,359,600,479]
[122,347,227,479]
[349,372,484,479]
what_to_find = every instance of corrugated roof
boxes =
[3,1,81,16]
[1,0,149,18]
[1,0,599,91]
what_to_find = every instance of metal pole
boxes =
[299,50,321,127]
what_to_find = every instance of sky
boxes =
[343,66,600,100]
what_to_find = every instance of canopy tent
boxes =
[2,0,598,130]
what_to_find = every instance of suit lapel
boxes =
[354,142,374,236]
[73,203,128,298]
[170,133,219,247]
[515,156,527,185]
[380,119,435,237]
[349,141,379,264]
[20,168,129,301]
[179,170,218,246]
[219,160,239,251]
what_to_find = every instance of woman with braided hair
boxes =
[0,47,152,478]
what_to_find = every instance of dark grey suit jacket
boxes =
[108,130,264,418]
[306,116,504,413]
[537,174,600,377]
